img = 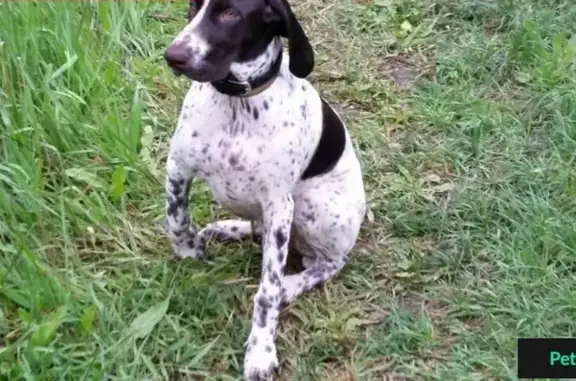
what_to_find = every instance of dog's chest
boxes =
[170,81,321,217]
[173,104,301,216]
[197,136,271,216]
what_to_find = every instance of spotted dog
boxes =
[163,0,366,379]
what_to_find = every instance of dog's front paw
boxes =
[244,343,278,381]
[172,244,207,260]
[171,233,208,261]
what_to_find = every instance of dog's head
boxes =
[164,0,314,82]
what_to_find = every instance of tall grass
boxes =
[0,2,163,378]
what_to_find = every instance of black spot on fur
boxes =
[275,228,287,248]
[166,178,190,218]
[303,212,316,222]
[166,200,178,218]
[205,228,237,242]
[266,259,273,274]
[301,98,346,180]
[268,270,280,285]
[253,107,259,120]
[192,131,198,137]
[169,178,184,195]
[308,265,327,280]
[249,176,255,182]
[265,345,272,353]
[232,105,237,121]
[263,100,269,110]
[256,295,271,328]
[229,154,239,166]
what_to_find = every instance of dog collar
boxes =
[210,52,283,97]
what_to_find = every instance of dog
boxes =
[163,0,366,379]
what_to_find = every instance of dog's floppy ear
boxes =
[265,0,314,78]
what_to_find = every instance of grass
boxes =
[1,0,576,379]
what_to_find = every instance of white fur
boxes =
[164,31,366,381]
[171,0,212,68]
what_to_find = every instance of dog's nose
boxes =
[164,41,190,67]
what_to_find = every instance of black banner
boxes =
[518,338,576,378]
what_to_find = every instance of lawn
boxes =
[1,0,576,380]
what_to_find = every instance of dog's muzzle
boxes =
[164,41,190,72]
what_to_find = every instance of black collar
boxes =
[210,52,283,97]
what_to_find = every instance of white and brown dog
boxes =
[163,0,366,379]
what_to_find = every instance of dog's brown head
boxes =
[164,0,314,82]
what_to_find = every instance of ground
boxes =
[1,0,576,380]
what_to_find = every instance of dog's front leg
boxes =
[164,155,207,260]
[244,194,293,381]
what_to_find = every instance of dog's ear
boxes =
[265,0,314,78]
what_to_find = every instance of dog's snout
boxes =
[164,42,190,67]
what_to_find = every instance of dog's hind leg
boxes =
[280,256,347,305]
[282,171,366,305]
[196,220,262,250]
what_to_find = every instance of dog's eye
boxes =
[219,8,239,22]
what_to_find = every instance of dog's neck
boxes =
[210,37,284,97]
[229,37,283,82]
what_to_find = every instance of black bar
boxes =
[518,338,576,378]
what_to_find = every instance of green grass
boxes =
[1,0,576,379]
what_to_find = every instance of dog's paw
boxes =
[173,245,207,260]
[172,238,208,261]
[243,343,278,381]
[166,226,208,260]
